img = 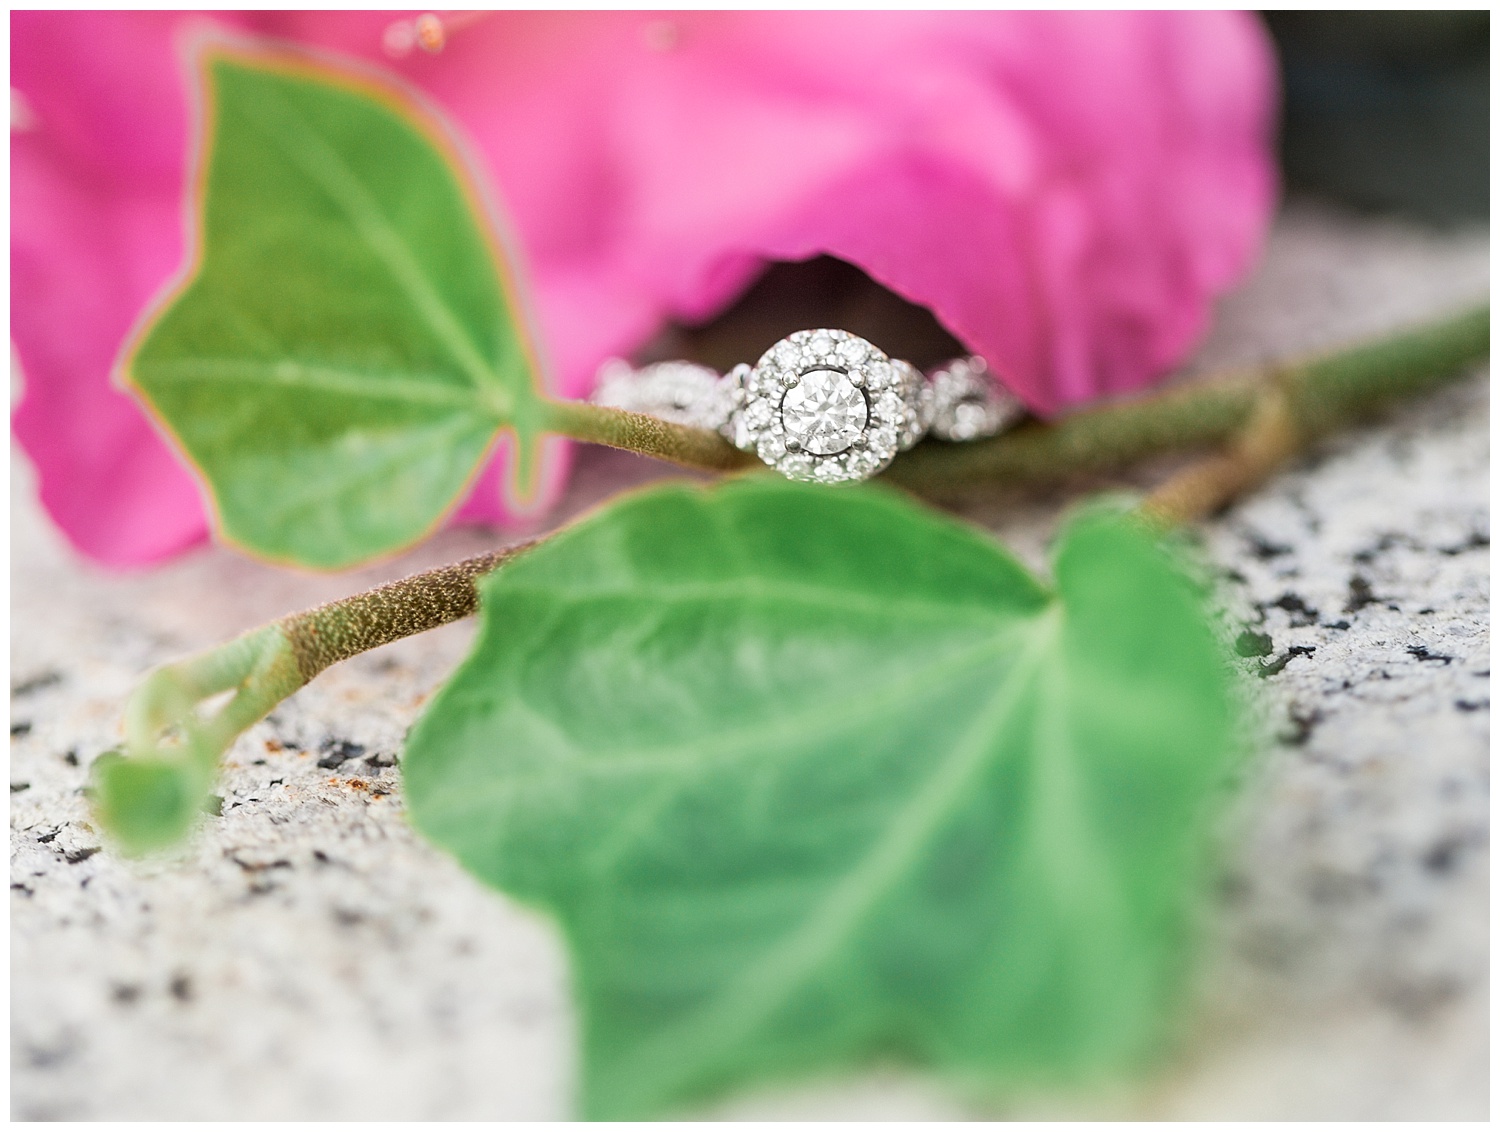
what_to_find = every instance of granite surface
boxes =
[10,202,1489,1120]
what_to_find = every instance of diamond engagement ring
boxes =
[591,329,1025,484]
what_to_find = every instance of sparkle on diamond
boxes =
[780,368,868,455]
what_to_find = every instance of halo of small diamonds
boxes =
[730,330,910,483]
[925,356,1026,442]
[593,359,731,431]
[592,334,1027,484]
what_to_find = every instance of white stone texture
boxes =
[10,201,1489,1118]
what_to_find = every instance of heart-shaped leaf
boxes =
[403,478,1240,1118]
[125,48,548,568]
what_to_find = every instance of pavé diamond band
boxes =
[592,329,1025,484]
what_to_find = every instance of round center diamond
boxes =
[780,368,868,455]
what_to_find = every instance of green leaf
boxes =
[126,49,547,569]
[403,479,1240,1118]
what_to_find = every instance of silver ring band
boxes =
[592,329,1024,483]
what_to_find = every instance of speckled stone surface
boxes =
[10,202,1489,1120]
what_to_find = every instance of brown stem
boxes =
[1137,387,1300,527]
[96,301,1488,852]
[531,304,1485,497]
[885,302,1488,499]
[95,542,537,853]
[542,399,759,473]
[278,542,534,682]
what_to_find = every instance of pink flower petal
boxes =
[12,11,215,566]
[12,10,1277,567]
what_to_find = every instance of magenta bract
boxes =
[12,11,1277,567]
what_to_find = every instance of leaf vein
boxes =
[142,358,490,411]
[247,87,506,405]
[609,614,1059,1103]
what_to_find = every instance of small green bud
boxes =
[90,752,206,856]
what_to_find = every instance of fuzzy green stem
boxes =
[98,301,1487,853]
[1137,387,1301,528]
[532,304,1486,494]
[541,399,759,473]
[1131,304,1488,527]
[275,544,531,680]
[94,544,531,853]
[885,301,1488,499]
